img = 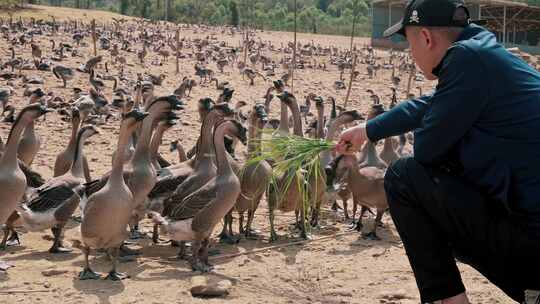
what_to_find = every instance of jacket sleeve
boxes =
[412,45,490,165]
[366,94,432,141]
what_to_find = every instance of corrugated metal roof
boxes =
[373,0,533,7]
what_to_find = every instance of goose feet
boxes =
[269,230,279,243]
[79,268,101,280]
[331,201,342,211]
[349,221,363,232]
[362,231,381,241]
[244,229,260,240]
[49,244,73,254]
[105,271,128,281]
[6,230,20,247]
[119,244,141,257]
[190,260,213,273]
[218,233,239,245]
[151,225,160,244]
[128,227,147,240]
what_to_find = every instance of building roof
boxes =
[373,0,535,7]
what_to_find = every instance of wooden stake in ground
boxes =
[291,0,297,94]
[243,28,248,65]
[405,63,416,98]
[175,27,180,74]
[91,19,97,56]
[343,53,358,110]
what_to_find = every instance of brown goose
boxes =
[0,104,51,256]
[267,91,310,241]
[14,126,100,253]
[169,140,188,164]
[330,154,388,240]
[53,107,91,181]
[150,115,179,171]
[52,65,75,88]
[80,96,183,236]
[221,104,272,241]
[149,119,246,272]
[79,109,147,281]
[321,110,364,219]
[18,89,46,167]
[149,103,234,244]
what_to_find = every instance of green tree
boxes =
[120,0,129,15]
[230,0,239,27]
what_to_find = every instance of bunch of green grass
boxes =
[245,130,335,233]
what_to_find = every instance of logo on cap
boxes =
[410,10,420,23]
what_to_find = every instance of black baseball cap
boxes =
[383,0,485,37]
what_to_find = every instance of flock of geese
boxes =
[0,17,419,279]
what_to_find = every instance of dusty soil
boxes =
[0,5,518,304]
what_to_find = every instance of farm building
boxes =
[371,0,540,55]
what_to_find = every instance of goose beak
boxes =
[137,112,150,121]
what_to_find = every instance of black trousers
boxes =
[384,158,540,303]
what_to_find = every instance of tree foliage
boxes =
[33,0,373,36]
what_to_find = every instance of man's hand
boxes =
[335,124,368,155]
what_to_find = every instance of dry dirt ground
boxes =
[0,5,519,304]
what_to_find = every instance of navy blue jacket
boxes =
[367,25,540,233]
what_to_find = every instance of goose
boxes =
[314,96,326,139]
[221,104,271,241]
[18,89,46,167]
[31,43,42,59]
[321,109,364,218]
[53,107,91,182]
[34,59,51,71]
[79,109,148,281]
[149,119,246,272]
[2,105,15,123]
[217,88,234,104]
[0,104,51,254]
[89,69,105,92]
[83,55,102,73]
[52,65,75,88]
[329,154,388,240]
[169,140,188,164]
[80,96,183,237]
[14,126,100,253]
[267,91,311,241]
[0,86,13,112]
[149,103,234,245]
[150,115,179,171]
[211,77,229,90]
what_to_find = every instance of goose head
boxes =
[219,88,234,103]
[253,103,268,128]
[277,91,296,106]
[198,97,215,112]
[273,79,284,93]
[226,119,248,146]
[338,110,363,124]
[122,109,149,132]
[147,95,185,113]
[71,106,81,124]
[78,125,100,140]
[368,104,385,120]
[314,96,324,108]
[29,88,45,103]
[17,103,52,123]
[213,102,235,118]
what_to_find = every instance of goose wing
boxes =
[167,179,217,221]
[358,167,385,182]
[149,172,189,199]
[27,179,80,212]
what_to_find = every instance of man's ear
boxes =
[420,28,435,49]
